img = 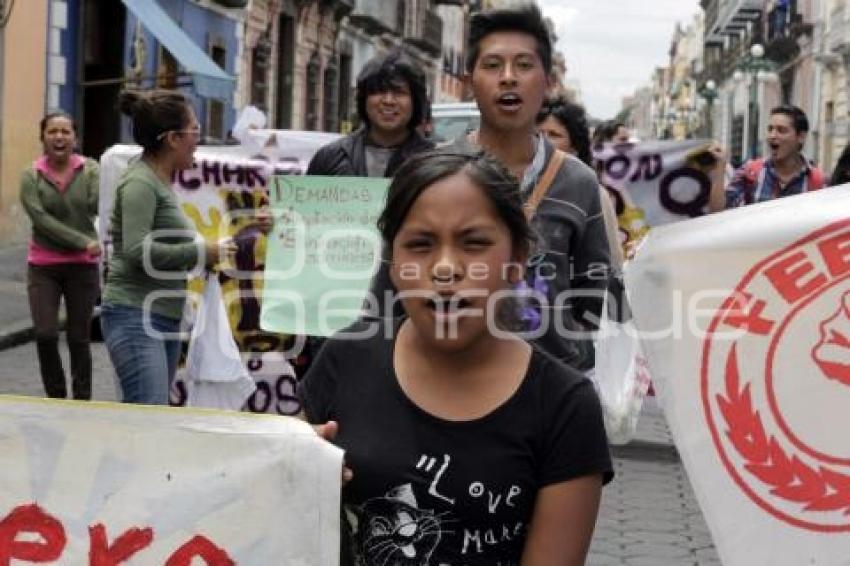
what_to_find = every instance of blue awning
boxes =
[121,0,234,100]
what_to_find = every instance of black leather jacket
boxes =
[306,126,433,177]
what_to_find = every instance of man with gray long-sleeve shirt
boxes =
[456,135,609,369]
[369,4,609,370]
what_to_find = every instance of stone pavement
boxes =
[0,338,118,401]
[0,243,34,349]
[589,397,721,565]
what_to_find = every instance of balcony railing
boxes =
[701,0,719,27]
[319,0,354,19]
[405,9,442,56]
[765,1,812,62]
[719,37,750,78]
[702,0,724,44]
[767,6,789,41]
[829,2,849,54]
[348,0,399,36]
[714,0,762,35]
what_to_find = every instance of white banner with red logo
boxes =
[99,131,340,414]
[625,186,850,564]
[0,396,342,564]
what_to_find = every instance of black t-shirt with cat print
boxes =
[300,319,613,565]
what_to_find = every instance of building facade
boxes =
[123,0,241,144]
[44,0,244,158]
[239,0,354,132]
[338,0,445,128]
[625,86,654,141]
[435,1,467,103]
[0,1,49,242]
[620,0,829,167]
[651,66,672,139]
[667,23,696,140]
[700,0,818,166]
[0,0,482,242]
[816,0,850,175]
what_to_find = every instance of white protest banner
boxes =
[99,130,340,415]
[625,186,850,564]
[0,395,342,564]
[593,140,716,251]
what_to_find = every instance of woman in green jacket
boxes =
[101,90,233,406]
[20,111,101,399]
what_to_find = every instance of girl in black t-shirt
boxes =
[301,151,613,565]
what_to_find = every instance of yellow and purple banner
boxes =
[593,139,719,253]
[98,131,340,414]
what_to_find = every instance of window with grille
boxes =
[206,43,227,142]
[323,58,339,132]
[157,48,179,89]
[306,51,321,131]
[251,33,272,112]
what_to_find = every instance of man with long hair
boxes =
[307,49,433,177]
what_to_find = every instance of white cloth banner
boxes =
[0,396,342,564]
[625,186,850,564]
[184,276,256,410]
[98,131,340,414]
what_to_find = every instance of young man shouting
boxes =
[456,4,611,370]
[726,104,824,207]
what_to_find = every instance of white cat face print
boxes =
[345,484,445,565]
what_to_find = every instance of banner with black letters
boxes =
[593,139,718,252]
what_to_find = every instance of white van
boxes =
[431,102,480,143]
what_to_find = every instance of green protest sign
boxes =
[261,175,389,336]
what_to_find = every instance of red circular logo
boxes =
[701,219,850,532]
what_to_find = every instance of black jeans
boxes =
[27,263,99,399]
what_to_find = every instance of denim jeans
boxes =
[100,303,182,405]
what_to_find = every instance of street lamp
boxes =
[735,43,776,159]
[664,111,677,139]
[676,105,696,138]
[699,79,718,138]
